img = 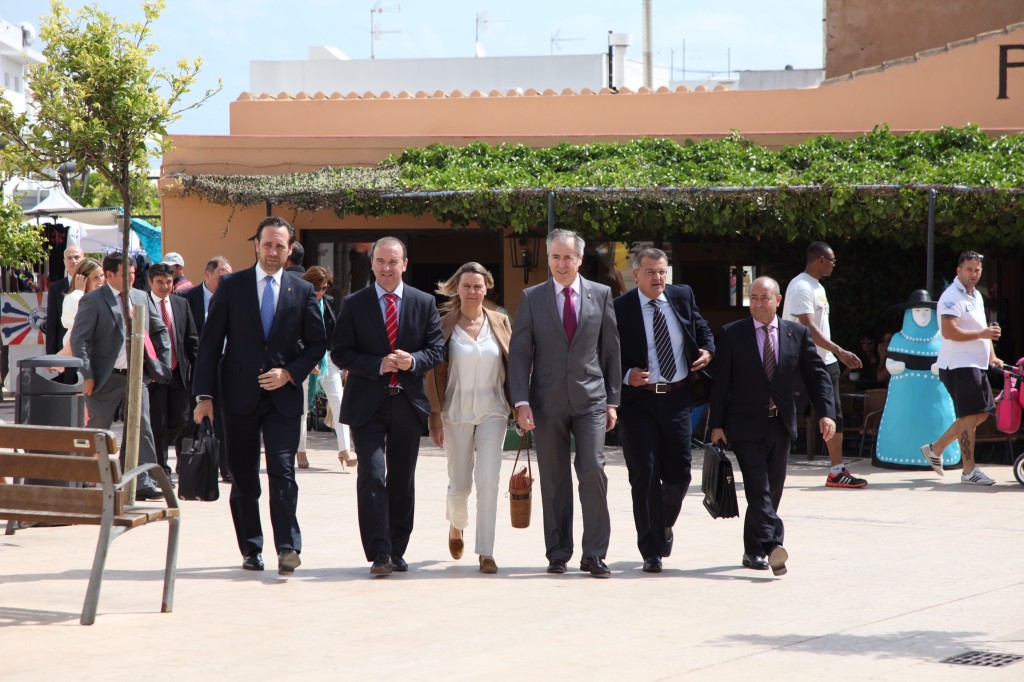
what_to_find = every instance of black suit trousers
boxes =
[618,388,692,558]
[350,392,422,561]
[731,416,789,557]
[149,372,190,474]
[222,392,302,557]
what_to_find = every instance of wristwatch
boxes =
[196,395,213,402]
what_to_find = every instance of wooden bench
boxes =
[0,424,180,625]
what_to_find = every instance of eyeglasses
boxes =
[316,284,331,291]
[821,255,836,264]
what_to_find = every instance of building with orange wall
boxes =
[161,22,1024,324]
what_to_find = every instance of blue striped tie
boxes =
[260,275,276,338]
[649,300,676,382]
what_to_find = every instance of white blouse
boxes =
[61,289,85,346]
[443,318,509,425]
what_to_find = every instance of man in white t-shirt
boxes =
[921,251,1003,485]
[782,241,867,488]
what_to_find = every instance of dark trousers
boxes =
[222,393,302,558]
[618,389,692,559]
[350,393,422,561]
[732,416,790,557]
[149,373,190,475]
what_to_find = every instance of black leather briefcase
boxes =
[178,417,220,502]
[701,442,739,519]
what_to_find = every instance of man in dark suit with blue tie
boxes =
[709,276,835,577]
[614,248,714,573]
[331,236,446,576]
[193,217,325,576]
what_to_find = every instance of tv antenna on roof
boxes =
[475,10,507,58]
[370,1,401,59]
[550,29,584,55]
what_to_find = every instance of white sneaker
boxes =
[961,468,995,486]
[921,443,944,477]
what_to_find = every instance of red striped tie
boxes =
[384,293,399,388]
[160,298,177,370]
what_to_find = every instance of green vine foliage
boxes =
[176,125,1024,250]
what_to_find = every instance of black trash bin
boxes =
[16,355,86,428]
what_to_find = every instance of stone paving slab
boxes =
[2,397,1024,680]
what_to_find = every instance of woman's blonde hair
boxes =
[435,262,495,313]
[67,258,102,295]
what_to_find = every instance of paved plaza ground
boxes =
[2,396,1024,680]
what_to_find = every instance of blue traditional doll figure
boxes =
[875,290,961,468]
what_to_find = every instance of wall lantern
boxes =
[506,230,544,284]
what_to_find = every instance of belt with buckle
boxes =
[767,407,778,418]
[639,379,689,394]
[385,386,402,396]
[112,368,129,375]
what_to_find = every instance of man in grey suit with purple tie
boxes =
[508,229,622,578]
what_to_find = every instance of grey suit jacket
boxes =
[508,276,622,417]
[70,285,172,391]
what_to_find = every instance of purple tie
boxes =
[562,287,577,342]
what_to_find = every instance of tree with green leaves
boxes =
[0,198,46,268]
[0,0,218,295]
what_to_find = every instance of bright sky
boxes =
[5,0,823,136]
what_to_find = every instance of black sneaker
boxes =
[826,468,867,488]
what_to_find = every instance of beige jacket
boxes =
[425,307,512,432]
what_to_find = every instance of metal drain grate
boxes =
[942,651,1024,668]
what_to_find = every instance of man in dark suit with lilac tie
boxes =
[709,276,835,577]
[193,217,325,577]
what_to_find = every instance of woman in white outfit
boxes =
[425,262,511,574]
[297,266,356,470]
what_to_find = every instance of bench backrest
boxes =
[0,425,123,517]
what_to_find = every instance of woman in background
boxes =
[297,266,356,470]
[425,262,511,574]
[60,258,104,353]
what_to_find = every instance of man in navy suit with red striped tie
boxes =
[331,236,446,576]
[709,276,835,577]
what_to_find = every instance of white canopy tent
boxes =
[23,185,142,254]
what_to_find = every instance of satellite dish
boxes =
[18,22,37,47]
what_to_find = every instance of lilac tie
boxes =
[562,287,577,342]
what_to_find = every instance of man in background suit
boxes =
[45,244,84,382]
[709,276,835,577]
[193,217,325,576]
[182,256,232,480]
[148,262,199,479]
[614,247,714,573]
[331,236,446,576]
[70,251,172,500]
[509,229,622,578]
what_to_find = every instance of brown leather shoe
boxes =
[448,527,464,560]
[479,556,498,574]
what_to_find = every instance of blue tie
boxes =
[260,275,276,337]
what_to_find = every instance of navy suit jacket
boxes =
[708,316,834,442]
[613,284,715,407]
[330,283,446,427]
[192,266,326,418]
[182,283,209,335]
